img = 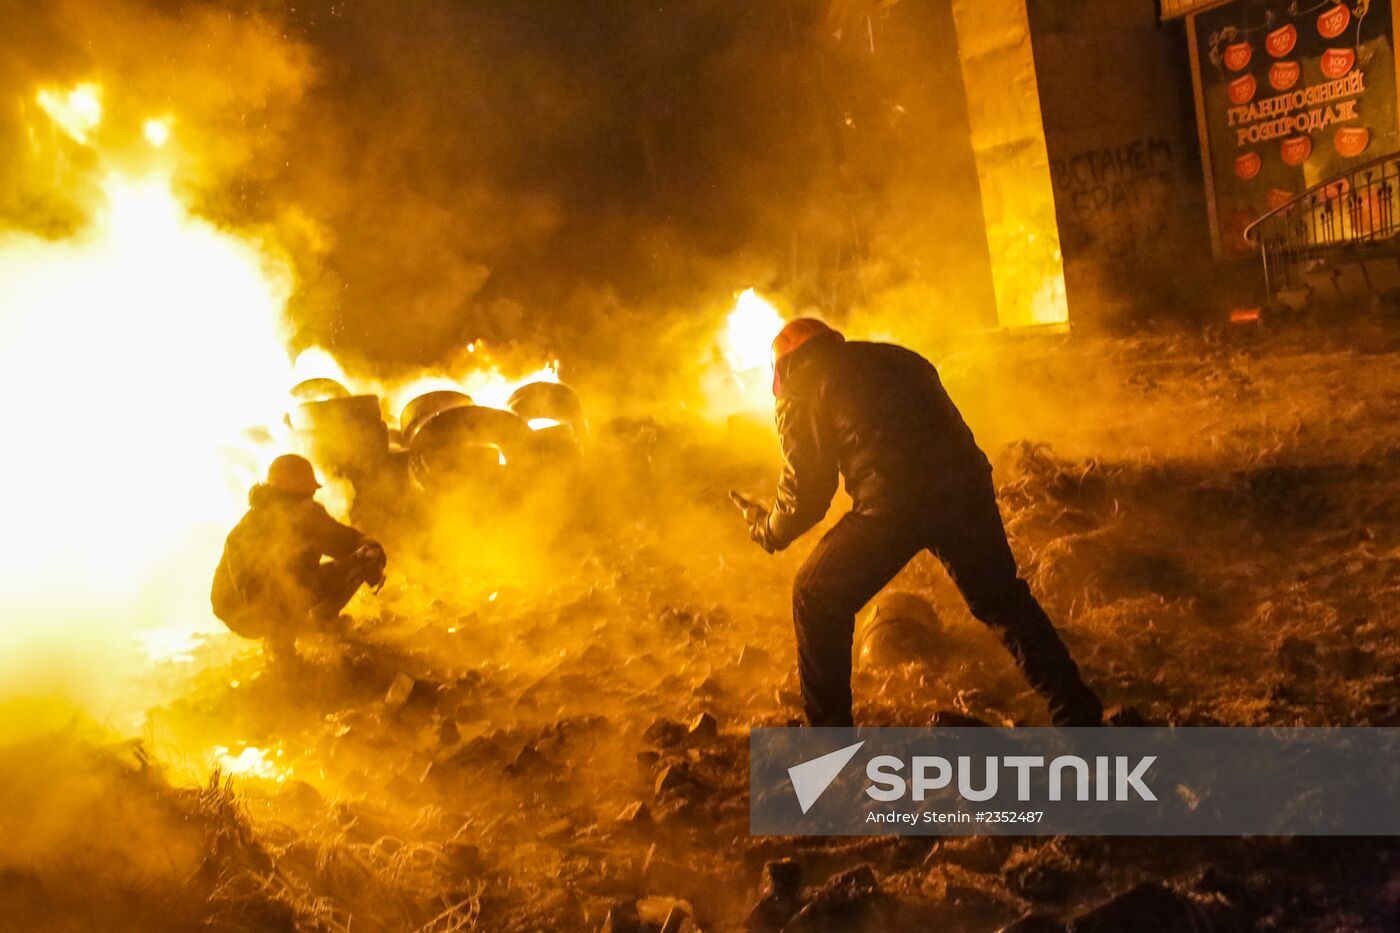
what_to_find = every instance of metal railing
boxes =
[1242,151,1400,299]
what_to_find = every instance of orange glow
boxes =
[385,359,560,417]
[36,83,103,143]
[142,117,172,148]
[724,288,785,373]
[0,84,297,689]
[0,170,295,590]
[289,345,562,425]
[211,745,289,781]
[706,288,786,416]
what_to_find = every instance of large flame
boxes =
[35,84,104,144]
[705,288,786,416]
[723,288,785,374]
[0,171,294,585]
[0,83,296,696]
[1,79,567,709]
[291,344,561,425]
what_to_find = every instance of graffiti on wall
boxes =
[1050,136,1180,259]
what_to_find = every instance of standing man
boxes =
[738,319,1104,727]
[212,454,386,664]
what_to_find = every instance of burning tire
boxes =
[407,405,532,491]
[289,395,390,476]
[290,377,351,403]
[399,390,475,448]
[507,381,587,441]
[508,381,588,467]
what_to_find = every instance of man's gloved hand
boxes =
[745,507,773,552]
[355,540,388,590]
[730,491,773,553]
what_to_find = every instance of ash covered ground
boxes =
[5,323,1400,932]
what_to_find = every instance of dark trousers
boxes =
[792,479,1102,727]
[263,557,375,661]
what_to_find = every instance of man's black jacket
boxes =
[756,332,990,553]
[211,483,366,626]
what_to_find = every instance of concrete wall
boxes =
[950,0,1069,329]
[1027,0,1216,326]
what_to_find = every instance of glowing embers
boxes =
[142,118,171,148]
[36,83,103,143]
[211,744,290,782]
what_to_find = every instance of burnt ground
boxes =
[4,321,1400,931]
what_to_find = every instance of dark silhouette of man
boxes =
[739,319,1103,727]
[212,454,385,663]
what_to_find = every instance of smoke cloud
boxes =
[4,0,1003,385]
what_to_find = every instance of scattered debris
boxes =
[782,865,880,931]
[745,858,804,932]
[616,801,652,826]
[687,711,718,742]
[997,914,1067,933]
[736,645,773,670]
[603,898,642,933]
[638,896,695,933]
[383,673,417,711]
[1070,882,1208,933]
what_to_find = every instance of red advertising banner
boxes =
[1191,0,1400,254]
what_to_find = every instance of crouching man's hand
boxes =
[354,540,388,590]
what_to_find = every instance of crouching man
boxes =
[739,320,1104,727]
[212,454,386,663]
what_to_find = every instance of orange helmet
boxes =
[771,318,837,396]
[266,454,321,495]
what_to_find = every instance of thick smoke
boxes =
[259,0,999,376]
[0,0,309,233]
[4,0,997,383]
[3,0,1008,395]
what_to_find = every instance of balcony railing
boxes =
[1242,151,1400,300]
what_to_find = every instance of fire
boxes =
[137,626,205,665]
[142,118,171,148]
[381,358,561,417]
[706,288,786,416]
[290,346,350,387]
[0,171,294,582]
[290,345,562,426]
[0,82,295,682]
[2,79,566,699]
[211,745,289,782]
[36,84,103,143]
[724,288,785,373]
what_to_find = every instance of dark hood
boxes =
[774,329,845,399]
